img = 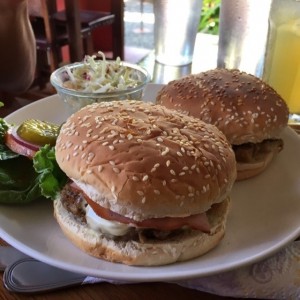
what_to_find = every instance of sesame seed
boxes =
[141,197,146,203]
[170,169,176,175]
[98,166,103,172]
[137,190,144,196]
[132,176,139,181]
[66,141,73,148]
[166,160,171,167]
[109,145,115,150]
[161,147,169,156]
[113,167,120,174]
[142,175,149,181]
[87,152,95,159]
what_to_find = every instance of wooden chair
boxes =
[29,0,61,87]
[28,0,124,88]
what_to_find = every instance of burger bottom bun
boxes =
[236,151,276,181]
[53,197,231,266]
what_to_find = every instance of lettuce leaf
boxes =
[0,118,67,204]
[0,154,42,204]
[33,145,68,199]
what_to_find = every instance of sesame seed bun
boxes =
[156,68,289,180]
[54,100,236,265]
[55,100,236,220]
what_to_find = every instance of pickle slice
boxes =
[17,119,60,146]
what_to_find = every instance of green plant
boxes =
[199,0,221,35]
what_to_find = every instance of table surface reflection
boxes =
[140,33,219,84]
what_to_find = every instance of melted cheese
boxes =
[85,205,130,236]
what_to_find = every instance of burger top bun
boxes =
[156,68,289,145]
[55,100,236,221]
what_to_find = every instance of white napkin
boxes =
[83,241,300,299]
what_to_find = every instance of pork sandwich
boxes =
[54,100,236,266]
[156,68,289,180]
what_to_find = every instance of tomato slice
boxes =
[78,186,211,233]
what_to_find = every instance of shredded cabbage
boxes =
[63,52,144,93]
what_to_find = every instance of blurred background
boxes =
[14,0,221,102]
[125,0,220,53]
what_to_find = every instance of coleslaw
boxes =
[62,52,144,93]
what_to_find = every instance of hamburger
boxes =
[156,68,289,181]
[54,100,236,266]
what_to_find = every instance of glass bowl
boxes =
[50,61,151,114]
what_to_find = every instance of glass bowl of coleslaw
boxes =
[50,53,151,114]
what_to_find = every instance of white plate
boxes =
[1,84,300,282]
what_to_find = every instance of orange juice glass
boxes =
[263,0,300,124]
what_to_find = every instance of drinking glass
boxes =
[153,0,203,66]
[217,0,272,77]
[262,0,300,124]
